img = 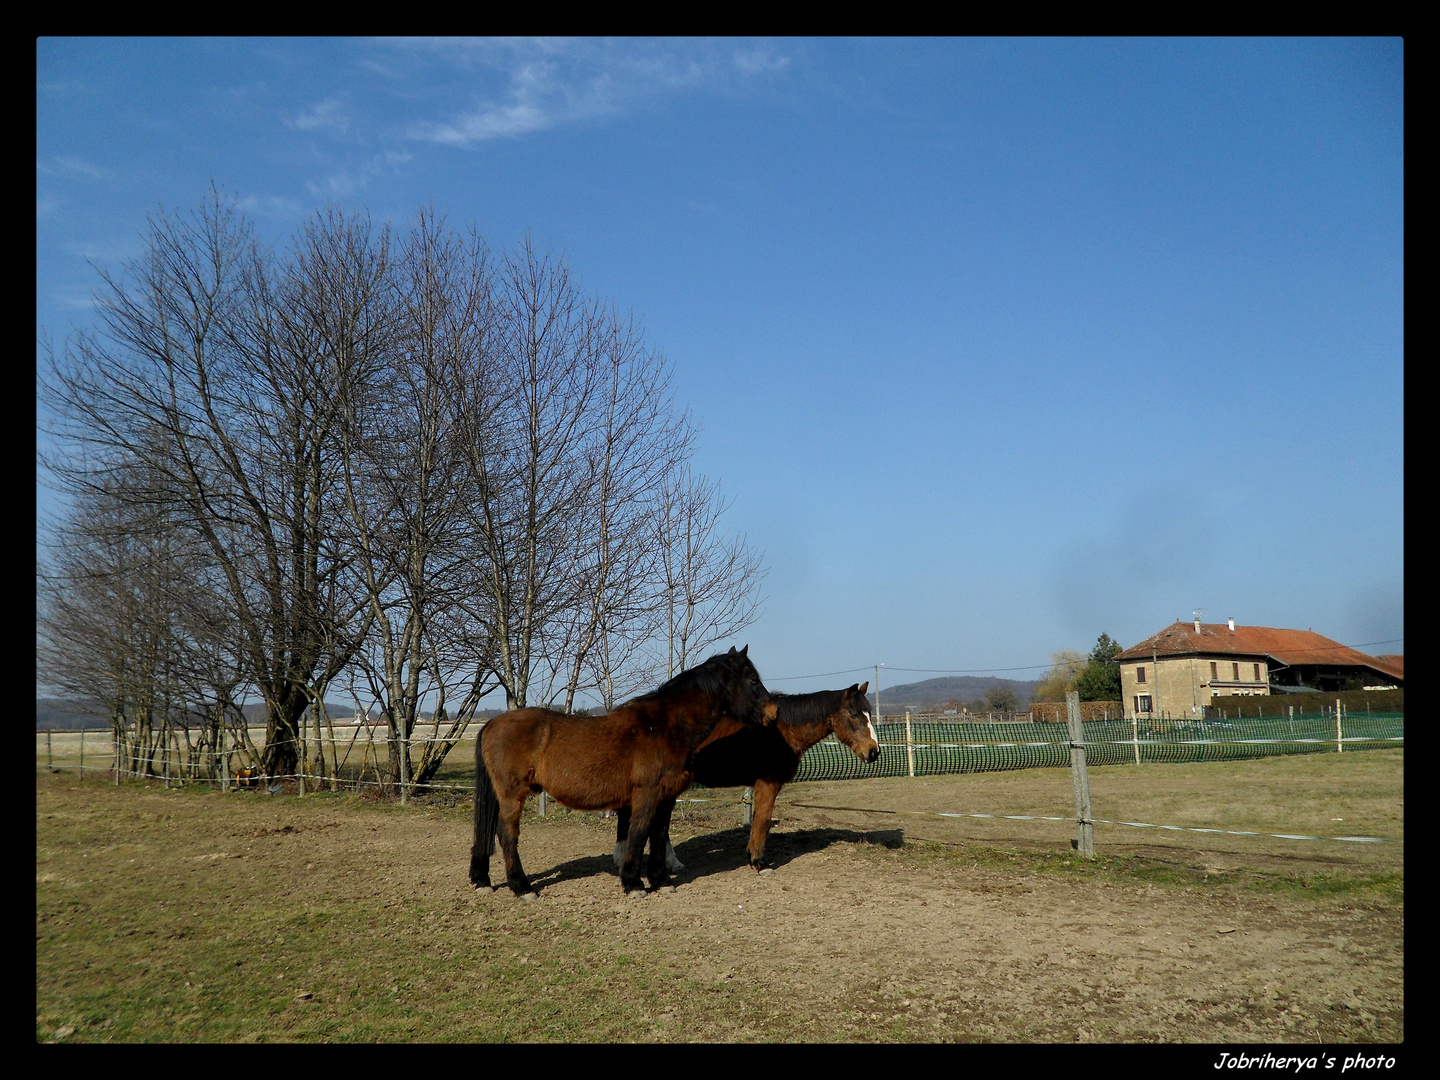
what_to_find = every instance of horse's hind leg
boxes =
[646,798,677,889]
[749,780,781,872]
[497,794,538,899]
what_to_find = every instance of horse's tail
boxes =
[469,723,498,889]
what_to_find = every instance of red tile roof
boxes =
[1116,623,1404,682]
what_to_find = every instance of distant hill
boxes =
[868,675,1040,714]
[36,698,109,730]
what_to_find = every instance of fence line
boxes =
[38,713,1404,795]
[792,714,1403,782]
[40,719,1403,851]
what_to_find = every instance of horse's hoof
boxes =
[472,883,494,893]
[758,867,775,875]
[653,884,677,895]
[517,891,539,902]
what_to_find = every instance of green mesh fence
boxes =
[792,713,1404,782]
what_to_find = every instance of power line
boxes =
[767,666,873,682]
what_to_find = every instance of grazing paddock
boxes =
[36,749,1402,1043]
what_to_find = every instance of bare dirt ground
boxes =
[36,749,1402,1043]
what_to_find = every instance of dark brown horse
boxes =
[613,682,878,875]
[470,646,778,898]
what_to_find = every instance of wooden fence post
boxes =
[1336,698,1343,754]
[743,786,754,827]
[1066,692,1095,858]
[905,711,915,777]
[1131,710,1140,765]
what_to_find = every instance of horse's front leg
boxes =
[497,793,538,899]
[646,798,677,889]
[621,792,660,894]
[749,780,781,873]
[613,806,632,871]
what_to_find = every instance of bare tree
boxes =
[552,310,693,713]
[652,466,766,679]
[40,193,769,797]
[449,237,607,710]
[1032,649,1086,703]
[331,208,501,791]
[40,191,370,779]
[37,472,247,781]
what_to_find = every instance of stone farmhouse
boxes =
[1115,619,1404,719]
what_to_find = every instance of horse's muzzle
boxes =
[866,746,880,763]
[762,701,778,723]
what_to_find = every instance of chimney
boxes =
[1228,618,1235,632]
[1194,617,1201,633]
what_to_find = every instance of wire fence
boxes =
[792,712,1404,781]
[33,724,474,796]
[39,711,1402,792]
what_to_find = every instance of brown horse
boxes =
[470,646,778,898]
[613,682,878,875]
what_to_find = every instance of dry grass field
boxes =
[36,748,1402,1043]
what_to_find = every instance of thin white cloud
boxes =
[285,98,351,135]
[306,149,414,200]
[237,193,309,221]
[37,156,105,179]
[54,283,100,311]
[732,47,791,77]
[395,38,793,149]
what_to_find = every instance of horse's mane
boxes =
[631,651,749,706]
[773,689,849,727]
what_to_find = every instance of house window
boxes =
[1233,662,1240,680]
[1136,695,1152,714]
[1210,662,1218,680]
[1137,666,1146,684]
[1253,663,1261,681]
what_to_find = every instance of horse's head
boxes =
[832,682,881,764]
[717,644,778,726]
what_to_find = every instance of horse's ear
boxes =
[740,644,748,656]
[728,646,737,654]
[857,681,869,695]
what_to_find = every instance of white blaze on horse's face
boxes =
[864,711,878,746]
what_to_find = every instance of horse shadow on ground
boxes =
[525,824,906,893]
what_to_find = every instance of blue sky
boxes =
[36,38,1404,703]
